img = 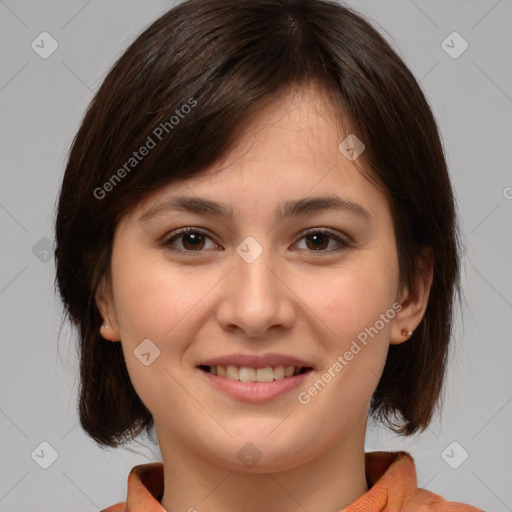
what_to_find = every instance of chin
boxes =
[210,432,317,473]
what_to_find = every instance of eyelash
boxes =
[161,227,351,257]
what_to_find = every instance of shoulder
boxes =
[402,487,485,511]
[361,451,484,512]
[100,462,165,512]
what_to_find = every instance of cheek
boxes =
[297,267,398,424]
[110,261,203,419]
[111,245,211,341]
[109,247,226,405]
[309,259,399,345]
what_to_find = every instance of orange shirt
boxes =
[101,451,483,512]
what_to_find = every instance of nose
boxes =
[215,242,296,339]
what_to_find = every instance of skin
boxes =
[96,83,433,512]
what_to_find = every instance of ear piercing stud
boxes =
[401,328,413,337]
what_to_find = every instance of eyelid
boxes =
[299,227,351,244]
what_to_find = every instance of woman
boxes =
[54,0,483,510]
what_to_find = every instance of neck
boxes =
[158,422,368,512]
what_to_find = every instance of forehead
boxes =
[227,83,346,161]
[131,84,386,221]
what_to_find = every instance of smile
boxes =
[197,364,313,402]
[198,364,310,382]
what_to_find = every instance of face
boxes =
[97,84,428,472]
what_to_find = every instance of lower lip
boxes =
[197,368,312,402]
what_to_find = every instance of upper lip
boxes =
[197,352,314,369]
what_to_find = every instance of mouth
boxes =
[195,353,315,401]
[198,364,313,382]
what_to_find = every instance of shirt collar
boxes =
[104,451,468,512]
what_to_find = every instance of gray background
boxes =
[1,0,511,510]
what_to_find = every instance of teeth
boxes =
[273,365,285,379]
[256,367,274,382]
[226,365,239,380]
[284,365,295,377]
[207,364,305,382]
[239,367,255,382]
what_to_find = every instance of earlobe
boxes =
[390,247,434,345]
[99,322,121,342]
[95,277,121,342]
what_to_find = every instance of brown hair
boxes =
[54,0,460,447]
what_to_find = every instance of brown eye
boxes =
[163,228,217,254]
[180,232,206,250]
[304,232,330,251]
[162,227,350,257]
[294,228,350,255]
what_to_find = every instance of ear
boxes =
[95,275,121,342]
[390,247,434,345]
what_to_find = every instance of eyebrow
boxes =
[138,195,372,224]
